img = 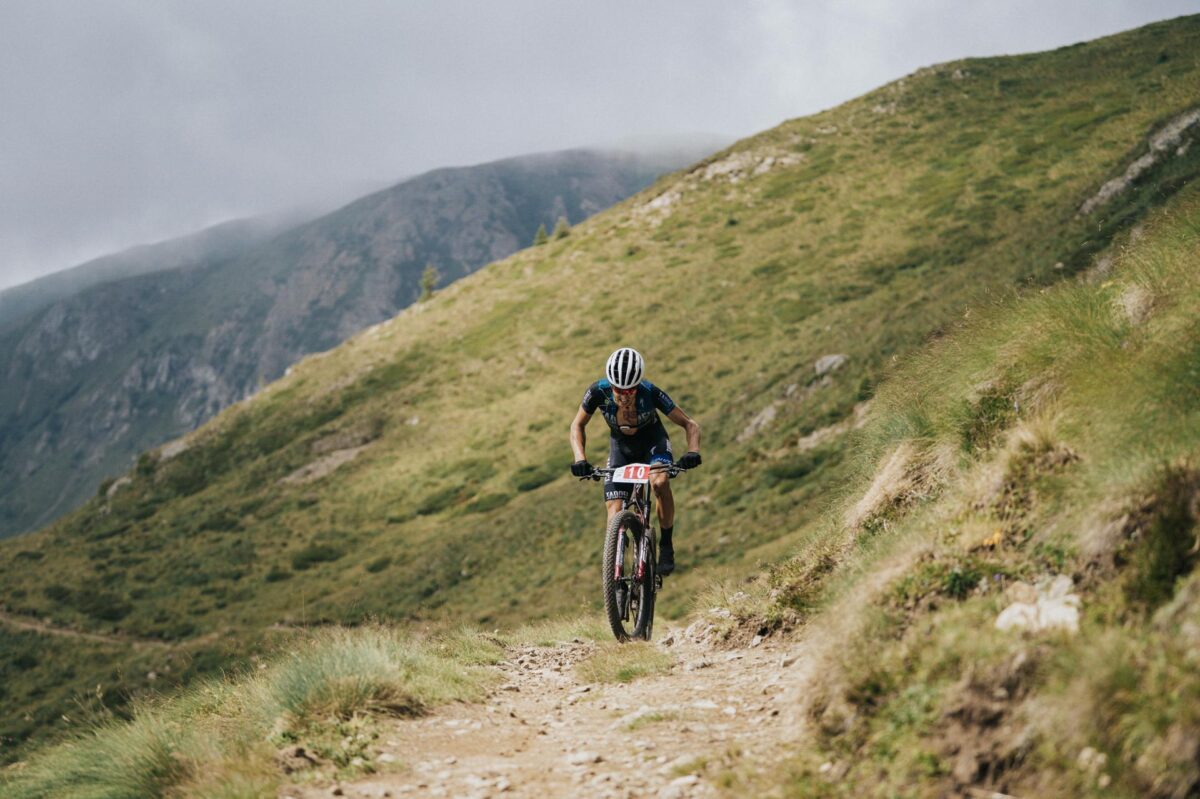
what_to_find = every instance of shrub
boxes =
[416,485,466,515]
[513,464,557,492]
[1125,466,1200,610]
[959,383,1017,453]
[136,452,157,477]
[464,493,511,514]
[365,557,392,574]
[200,509,240,532]
[265,566,293,582]
[419,263,441,302]
[291,545,343,571]
[75,591,132,622]
[942,566,981,599]
[763,447,839,487]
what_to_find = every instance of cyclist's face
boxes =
[613,386,636,406]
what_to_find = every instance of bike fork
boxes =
[614,529,624,581]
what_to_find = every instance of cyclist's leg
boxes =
[604,435,632,524]
[647,426,674,529]
[648,427,677,575]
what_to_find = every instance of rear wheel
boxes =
[603,510,656,641]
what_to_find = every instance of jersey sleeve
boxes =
[581,381,604,414]
[650,383,676,414]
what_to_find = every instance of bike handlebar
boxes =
[579,463,687,481]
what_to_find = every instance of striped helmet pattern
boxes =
[605,347,644,389]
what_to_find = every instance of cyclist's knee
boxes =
[651,475,671,496]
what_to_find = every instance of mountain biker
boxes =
[569,347,701,576]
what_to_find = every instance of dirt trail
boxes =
[288,624,815,799]
[0,611,227,650]
[0,611,171,649]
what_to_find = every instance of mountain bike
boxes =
[581,462,686,642]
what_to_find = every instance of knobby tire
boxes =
[603,509,656,641]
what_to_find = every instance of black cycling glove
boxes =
[678,451,702,470]
[570,460,594,477]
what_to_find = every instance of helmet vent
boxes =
[605,347,644,389]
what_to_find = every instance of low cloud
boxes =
[1,0,1194,288]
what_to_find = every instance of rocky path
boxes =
[287,624,814,799]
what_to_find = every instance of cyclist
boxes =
[569,347,701,575]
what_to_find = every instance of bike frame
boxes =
[591,463,680,588]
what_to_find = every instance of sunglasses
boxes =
[613,385,637,396]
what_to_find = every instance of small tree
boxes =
[419,263,441,302]
[553,216,571,239]
[533,223,549,246]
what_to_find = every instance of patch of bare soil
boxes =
[284,628,814,799]
[279,445,371,485]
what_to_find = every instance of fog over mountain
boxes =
[1,0,1194,289]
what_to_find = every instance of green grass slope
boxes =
[717,175,1200,799]
[1,14,1198,764]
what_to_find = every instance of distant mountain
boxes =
[0,148,696,539]
[0,214,303,333]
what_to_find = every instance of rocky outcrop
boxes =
[1079,107,1200,215]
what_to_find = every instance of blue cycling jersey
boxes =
[581,378,676,436]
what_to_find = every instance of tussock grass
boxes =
[0,626,501,799]
[507,616,608,647]
[749,184,1200,796]
[575,643,674,684]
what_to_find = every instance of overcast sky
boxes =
[1,1,1196,289]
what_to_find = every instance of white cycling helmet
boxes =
[605,347,644,389]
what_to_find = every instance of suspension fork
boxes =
[636,485,651,580]
[614,491,632,581]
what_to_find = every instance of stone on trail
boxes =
[567,751,604,766]
[276,744,323,774]
[658,773,703,799]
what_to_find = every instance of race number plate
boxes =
[612,463,652,484]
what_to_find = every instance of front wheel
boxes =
[603,510,656,641]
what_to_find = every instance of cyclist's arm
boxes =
[569,407,593,462]
[666,407,701,453]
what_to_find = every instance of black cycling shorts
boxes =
[603,423,673,501]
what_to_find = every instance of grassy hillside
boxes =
[6,190,1196,799]
[714,178,1200,799]
[1,14,1198,764]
